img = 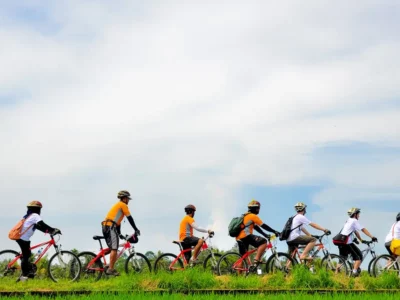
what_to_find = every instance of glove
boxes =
[52,228,62,235]
[208,230,215,236]
[135,229,141,236]
[324,229,331,235]
[119,234,125,240]
[275,231,281,237]
[354,238,360,244]
[371,237,378,242]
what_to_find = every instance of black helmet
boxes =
[184,204,196,214]
[397,212,400,221]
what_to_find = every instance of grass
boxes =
[0,267,399,292]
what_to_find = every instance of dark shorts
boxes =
[338,243,363,261]
[102,225,119,250]
[385,241,393,255]
[287,235,317,255]
[182,236,201,261]
[237,234,267,256]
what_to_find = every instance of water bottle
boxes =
[33,248,43,261]
[257,266,262,275]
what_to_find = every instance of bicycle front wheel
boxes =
[0,250,21,280]
[372,254,400,277]
[321,254,348,275]
[217,252,248,276]
[125,252,151,274]
[203,253,222,274]
[266,252,294,275]
[48,250,81,282]
[77,251,103,282]
[154,253,183,273]
[367,257,376,276]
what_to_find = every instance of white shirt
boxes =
[287,214,311,242]
[20,213,42,241]
[340,218,364,244]
[385,222,400,243]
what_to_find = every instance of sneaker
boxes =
[350,271,359,278]
[248,265,257,273]
[17,276,28,282]
[189,259,199,267]
[105,268,120,276]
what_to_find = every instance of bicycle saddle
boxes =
[93,235,105,240]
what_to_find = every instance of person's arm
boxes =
[254,225,269,237]
[301,227,312,236]
[260,223,280,235]
[310,222,329,232]
[35,221,56,234]
[354,231,362,241]
[361,228,377,241]
[126,215,140,234]
[191,222,208,233]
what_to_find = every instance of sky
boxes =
[0,1,399,261]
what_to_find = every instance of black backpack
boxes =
[279,215,301,241]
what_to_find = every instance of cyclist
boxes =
[102,190,140,276]
[179,204,213,266]
[287,202,330,261]
[384,212,400,257]
[337,207,378,277]
[236,200,280,271]
[16,201,60,282]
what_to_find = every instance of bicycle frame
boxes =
[232,241,274,272]
[291,235,329,263]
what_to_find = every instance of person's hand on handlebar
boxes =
[51,228,62,235]
[371,237,378,242]
[324,229,331,235]
[208,230,214,236]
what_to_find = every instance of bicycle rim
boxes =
[0,250,21,280]
[125,252,151,274]
[154,253,183,273]
[217,252,247,276]
[372,254,399,277]
[321,254,348,275]
[203,253,222,274]
[78,251,103,282]
[48,251,81,282]
[267,252,293,275]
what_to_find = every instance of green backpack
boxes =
[228,213,250,237]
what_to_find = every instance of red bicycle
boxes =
[153,233,221,273]
[0,233,81,282]
[78,233,151,281]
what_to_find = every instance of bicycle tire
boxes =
[125,252,151,274]
[371,254,400,277]
[47,250,81,282]
[0,250,21,280]
[367,257,376,276]
[266,252,294,275]
[217,252,248,276]
[77,251,103,281]
[321,253,348,275]
[202,252,222,274]
[153,253,183,273]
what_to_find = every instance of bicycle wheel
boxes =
[372,254,400,277]
[217,252,248,276]
[154,253,183,273]
[48,250,81,282]
[125,252,151,274]
[321,254,348,275]
[0,250,21,280]
[266,252,294,275]
[77,251,103,281]
[367,257,376,276]
[203,253,222,274]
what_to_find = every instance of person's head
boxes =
[27,200,43,215]
[117,190,131,204]
[184,204,196,217]
[347,207,361,219]
[396,212,400,221]
[294,202,307,215]
[248,200,261,215]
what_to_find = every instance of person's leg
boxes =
[16,239,31,277]
[192,238,204,261]
[298,236,317,260]
[348,244,363,275]
[102,225,120,275]
[182,237,201,264]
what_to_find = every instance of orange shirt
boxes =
[103,201,131,226]
[236,213,263,240]
[179,215,195,241]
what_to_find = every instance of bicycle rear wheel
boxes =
[321,254,348,275]
[217,252,248,276]
[77,251,103,281]
[266,252,294,275]
[372,254,400,277]
[154,253,183,273]
[125,252,151,274]
[48,250,81,282]
[203,253,222,274]
[0,250,21,280]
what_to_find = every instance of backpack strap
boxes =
[20,214,35,236]
[392,222,398,239]
[289,214,301,233]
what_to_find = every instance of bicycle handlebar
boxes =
[362,240,376,246]
[312,231,331,240]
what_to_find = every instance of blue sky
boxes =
[0,1,400,263]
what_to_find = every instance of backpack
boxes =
[228,213,250,237]
[8,215,34,240]
[279,215,300,241]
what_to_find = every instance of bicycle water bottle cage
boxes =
[172,241,183,251]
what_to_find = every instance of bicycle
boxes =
[217,234,294,276]
[342,240,377,276]
[78,233,151,281]
[0,232,81,282]
[370,253,400,277]
[153,233,221,273]
[289,233,348,275]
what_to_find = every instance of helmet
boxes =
[248,200,261,208]
[27,201,43,208]
[184,204,196,213]
[347,207,361,217]
[294,202,307,212]
[396,212,400,221]
[117,190,131,199]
